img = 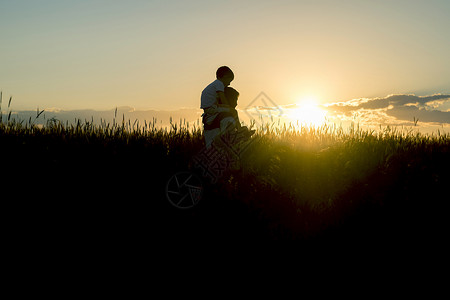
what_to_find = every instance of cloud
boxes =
[388,105,450,124]
[325,94,450,125]
[3,93,450,132]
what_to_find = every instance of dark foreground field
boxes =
[2,119,449,250]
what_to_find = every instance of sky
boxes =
[1,0,449,128]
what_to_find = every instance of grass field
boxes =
[1,114,449,245]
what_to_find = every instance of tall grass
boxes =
[1,101,449,241]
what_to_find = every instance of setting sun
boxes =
[288,98,327,126]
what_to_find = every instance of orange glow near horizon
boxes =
[287,97,327,126]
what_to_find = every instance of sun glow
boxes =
[288,97,327,126]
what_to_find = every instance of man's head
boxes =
[224,87,239,108]
[216,66,234,87]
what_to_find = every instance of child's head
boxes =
[224,87,239,108]
[216,66,234,87]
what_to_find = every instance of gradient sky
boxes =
[1,0,449,111]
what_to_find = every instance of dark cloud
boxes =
[326,94,450,125]
[388,105,450,124]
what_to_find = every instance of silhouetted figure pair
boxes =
[200,66,254,148]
